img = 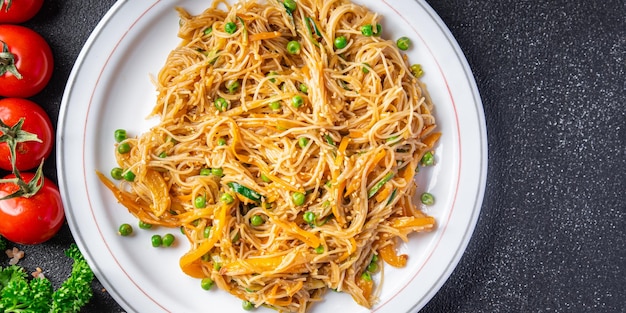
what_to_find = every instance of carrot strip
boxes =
[374,184,392,203]
[378,243,407,268]
[270,218,320,248]
[249,31,281,41]
[180,203,229,278]
[422,131,441,148]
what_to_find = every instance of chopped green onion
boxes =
[200,168,211,176]
[315,245,324,254]
[299,83,308,94]
[226,80,240,93]
[228,182,262,202]
[421,151,434,166]
[214,97,229,111]
[374,23,382,36]
[367,172,395,198]
[203,27,213,36]
[323,134,335,146]
[158,151,167,158]
[361,271,372,281]
[267,71,278,83]
[203,226,212,238]
[362,63,371,73]
[283,0,296,13]
[242,300,254,311]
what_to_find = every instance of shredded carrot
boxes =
[248,31,282,41]
[337,237,357,262]
[378,243,407,268]
[391,216,435,230]
[422,131,441,148]
[180,203,229,278]
[270,217,321,248]
[374,183,392,203]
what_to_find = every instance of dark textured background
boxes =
[5,0,624,312]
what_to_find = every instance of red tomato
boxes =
[0,172,65,245]
[0,98,53,171]
[0,0,44,23]
[0,24,53,98]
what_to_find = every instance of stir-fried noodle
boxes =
[99,0,441,311]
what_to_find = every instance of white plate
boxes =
[57,0,487,312]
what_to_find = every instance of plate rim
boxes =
[56,0,488,312]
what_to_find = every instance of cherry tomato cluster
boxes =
[0,0,64,245]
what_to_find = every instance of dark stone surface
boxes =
[6,0,623,312]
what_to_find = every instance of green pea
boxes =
[242,300,254,311]
[421,151,434,166]
[361,271,372,281]
[333,36,348,49]
[411,64,424,77]
[203,226,212,238]
[299,83,308,94]
[361,24,373,37]
[117,142,131,154]
[225,22,237,34]
[217,137,227,146]
[250,215,264,226]
[420,192,435,205]
[260,173,271,183]
[123,170,136,182]
[110,167,124,180]
[158,151,167,158]
[286,40,301,54]
[298,137,309,148]
[292,95,304,108]
[214,97,229,111]
[267,71,278,83]
[283,0,296,13]
[269,101,281,110]
[292,192,305,206]
[162,233,175,247]
[362,63,370,74]
[374,23,382,36]
[201,277,215,290]
[138,220,152,230]
[114,129,127,143]
[396,36,410,51]
[195,195,207,208]
[211,167,224,177]
[220,193,234,204]
[118,223,133,236]
[367,261,378,273]
[151,234,162,247]
[315,245,324,254]
[200,168,211,176]
[303,211,315,224]
[226,80,240,93]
